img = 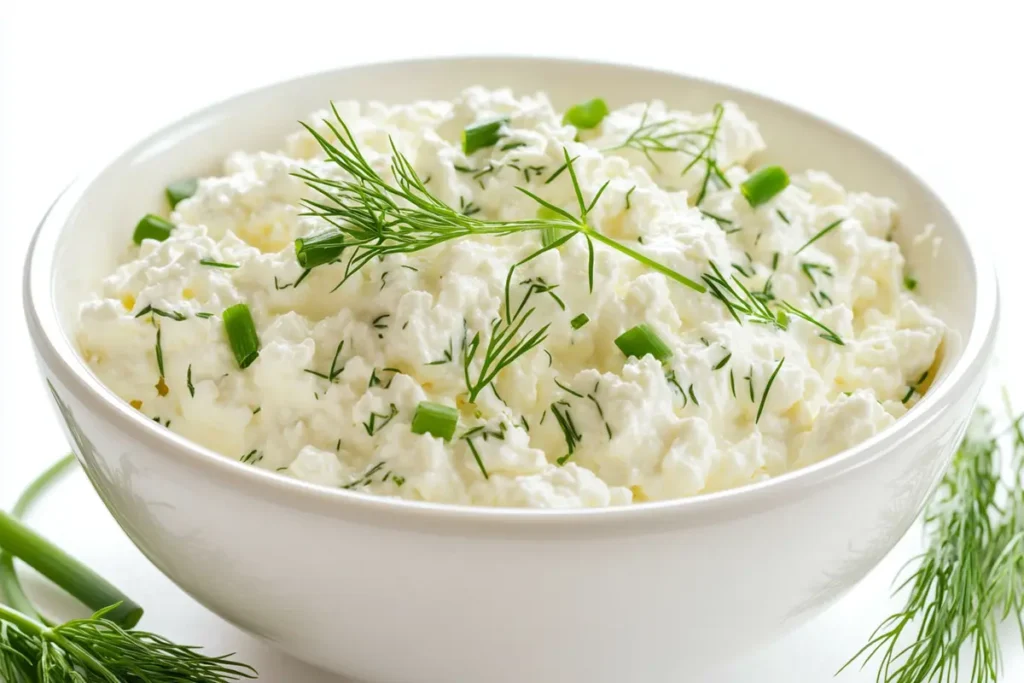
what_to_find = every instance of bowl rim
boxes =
[23,54,1000,530]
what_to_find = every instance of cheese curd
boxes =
[77,88,945,508]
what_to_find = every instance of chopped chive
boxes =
[904,274,918,291]
[796,218,844,255]
[165,178,198,208]
[625,185,636,210]
[713,352,732,370]
[740,166,790,207]
[222,303,260,369]
[563,98,609,129]
[186,364,194,397]
[500,141,527,151]
[295,229,344,268]
[776,209,791,224]
[195,312,214,319]
[410,401,458,441]
[756,358,786,423]
[132,214,174,244]
[462,117,508,154]
[570,313,590,330]
[615,324,672,362]
[199,259,239,269]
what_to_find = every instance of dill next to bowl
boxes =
[75,86,946,508]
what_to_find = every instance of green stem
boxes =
[0,602,46,636]
[0,469,143,627]
[586,231,707,294]
[0,454,78,623]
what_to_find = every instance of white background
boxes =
[2,1,1023,680]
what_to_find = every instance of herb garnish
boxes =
[755,358,785,423]
[134,305,186,321]
[795,218,844,255]
[342,462,385,489]
[362,404,398,436]
[154,327,165,377]
[463,286,551,403]
[902,370,930,404]
[293,110,704,298]
[240,450,262,465]
[844,406,1024,683]
[305,340,345,382]
[551,401,583,466]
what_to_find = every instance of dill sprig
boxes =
[0,456,255,681]
[602,105,715,171]
[304,340,345,382]
[603,104,729,205]
[463,304,549,404]
[0,604,256,683]
[293,104,705,298]
[701,263,842,344]
[843,406,1024,683]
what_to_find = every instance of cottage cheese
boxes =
[77,88,945,508]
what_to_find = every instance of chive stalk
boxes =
[740,166,790,207]
[0,508,143,628]
[462,117,508,155]
[295,230,344,268]
[165,178,198,208]
[223,304,260,369]
[570,313,590,330]
[563,98,609,129]
[615,324,673,362]
[0,454,78,621]
[410,401,458,440]
[132,214,174,244]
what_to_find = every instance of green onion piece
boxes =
[563,98,609,129]
[740,166,790,208]
[0,507,144,628]
[904,274,918,291]
[410,401,458,440]
[615,324,673,362]
[132,214,174,244]
[223,304,260,369]
[570,313,590,330]
[295,230,344,268]
[462,117,509,155]
[165,178,198,208]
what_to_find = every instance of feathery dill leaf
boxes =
[843,406,1024,683]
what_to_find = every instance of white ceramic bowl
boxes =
[24,57,998,683]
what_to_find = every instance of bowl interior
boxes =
[33,57,984,502]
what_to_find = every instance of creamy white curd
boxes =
[77,87,944,508]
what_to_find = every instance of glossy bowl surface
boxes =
[24,57,998,682]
